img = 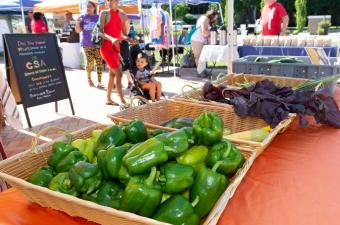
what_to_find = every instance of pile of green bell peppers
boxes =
[27,112,247,225]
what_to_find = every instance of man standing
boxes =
[261,0,289,35]
[25,10,33,33]
[63,12,75,33]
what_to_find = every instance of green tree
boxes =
[209,3,219,11]
[175,4,190,19]
[260,0,265,10]
[295,0,307,32]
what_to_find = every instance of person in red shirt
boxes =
[31,12,49,34]
[261,0,289,35]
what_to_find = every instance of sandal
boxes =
[97,83,105,89]
[105,99,119,106]
[88,79,95,87]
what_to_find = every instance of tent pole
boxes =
[218,3,224,25]
[20,0,26,33]
[168,0,176,77]
[227,0,234,74]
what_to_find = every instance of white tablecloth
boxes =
[197,45,239,74]
[59,42,81,69]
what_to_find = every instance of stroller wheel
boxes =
[138,100,145,106]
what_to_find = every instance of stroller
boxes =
[117,41,164,107]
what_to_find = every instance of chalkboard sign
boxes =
[3,33,75,127]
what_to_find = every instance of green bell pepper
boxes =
[149,129,168,138]
[47,141,77,168]
[176,146,208,172]
[206,139,245,175]
[193,112,223,146]
[161,193,172,203]
[72,138,95,163]
[153,195,200,225]
[92,129,103,143]
[158,162,195,194]
[82,181,124,209]
[97,144,134,181]
[190,162,229,219]
[69,161,102,194]
[56,151,88,173]
[155,129,190,158]
[161,118,194,129]
[27,166,55,187]
[121,119,147,144]
[182,189,190,200]
[48,172,79,197]
[182,127,197,146]
[95,126,126,153]
[123,138,168,175]
[120,167,162,217]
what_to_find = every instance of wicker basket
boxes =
[109,99,295,156]
[0,124,256,225]
[179,73,309,101]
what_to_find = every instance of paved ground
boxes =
[0,61,227,158]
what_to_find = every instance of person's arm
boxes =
[75,16,83,33]
[151,61,162,74]
[120,11,130,37]
[280,15,289,35]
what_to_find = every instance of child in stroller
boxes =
[133,53,162,102]
[125,42,163,103]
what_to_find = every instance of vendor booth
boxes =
[34,0,140,69]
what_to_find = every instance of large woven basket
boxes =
[109,99,295,156]
[0,123,256,225]
[179,73,309,101]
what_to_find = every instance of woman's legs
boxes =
[141,82,156,102]
[93,48,104,87]
[84,47,95,86]
[107,68,126,104]
[190,41,204,66]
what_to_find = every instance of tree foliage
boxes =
[175,4,190,19]
[295,0,307,32]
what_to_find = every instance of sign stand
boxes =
[3,33,75,128]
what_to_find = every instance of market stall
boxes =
[0,88,339,224]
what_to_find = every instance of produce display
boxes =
[203,79,340,128]
[242,56,304,64]
[27,116,246,225]
[161,117,194,129]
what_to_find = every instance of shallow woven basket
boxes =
[179,73,309,101]
[109,99,295,156]
[0,123,256,225]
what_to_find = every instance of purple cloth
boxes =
[80,14,99,47]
